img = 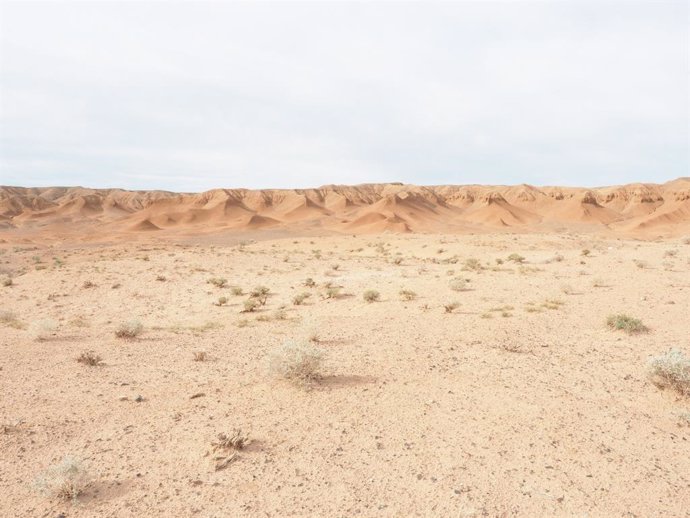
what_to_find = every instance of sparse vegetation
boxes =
[647,349,690,396]
[212,429,250,451]
[77,351,103,366]
[115,319,143,339]
[208,277,228,288]
[241,299,259,313]
[231,287,244,296]
[363,289,380,303]
[507,253,525,264]
[399,289,417,301]
[606,313,648,335]
[193,351,208,362]
[462,258,482,271]
[268,340,325,385]
[444,301,460,313]
[34,456,89,503]
[292,292,311,305]
[29,319,57,341]
[324,286,341,299]
[215,296,228,306]
[450,278,467,291]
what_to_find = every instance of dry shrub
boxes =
[444,301,460,313]
[399,289,417,301]
[77,351,102,366]
[268,340,325,385]
[450,278,467,291]
[241,299,259,313]
[115,320,143,339]
[212,429,250,452]
[292,292,311,305]
[34,456,89,503]
[29,319,57,341]
[208,277,228,288]
[193,351,208,362]
[363,290,380,303]
[647,349,690,396]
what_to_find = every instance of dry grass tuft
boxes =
[606,314,648,335]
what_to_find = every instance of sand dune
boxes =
[1,179,689,241]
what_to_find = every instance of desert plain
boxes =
[1,181,689,517]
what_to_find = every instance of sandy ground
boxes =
[1,232,689,517]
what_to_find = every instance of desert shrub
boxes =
[495,258,504,265]
[2,277,13,287]
[215,296,228,306]
[363,290,380,303]
[647,349,690,396]
[34,456,89,503]
[212,429,250,452]
[241,299,259,313]
[208,277,228,288]
[393,257,403,265]
[29,319,57,341]
[507,253,525,264]
[304,277,316,288]
[193,351,208,362]
[444,301,460,313]
[273,308,287,320]
[606,314,648,335]
[268,340,325,384]
[76,351,102,366]
[450,278,467,291]
[156,275,167,282]
[0,310,18,324]
[540,299,564,310]
[633,259,648,269]
[581,249,591,257]
[292,292,311,305]
[231,287,243,296]
[462,258,482,271]
[250,286,269,305]
[82,281,96,289]
[324,286,341,299]
[115,320,143,339]
[399,289,417,301]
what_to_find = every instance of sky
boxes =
[0,1,687,191]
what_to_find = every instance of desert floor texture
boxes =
[1,231,689,517]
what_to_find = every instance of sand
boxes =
[1,228,689,516]
[1,179,689,244]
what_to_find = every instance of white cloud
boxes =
[0,1,687,190]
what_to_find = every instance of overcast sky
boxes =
[0,1,687,191]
